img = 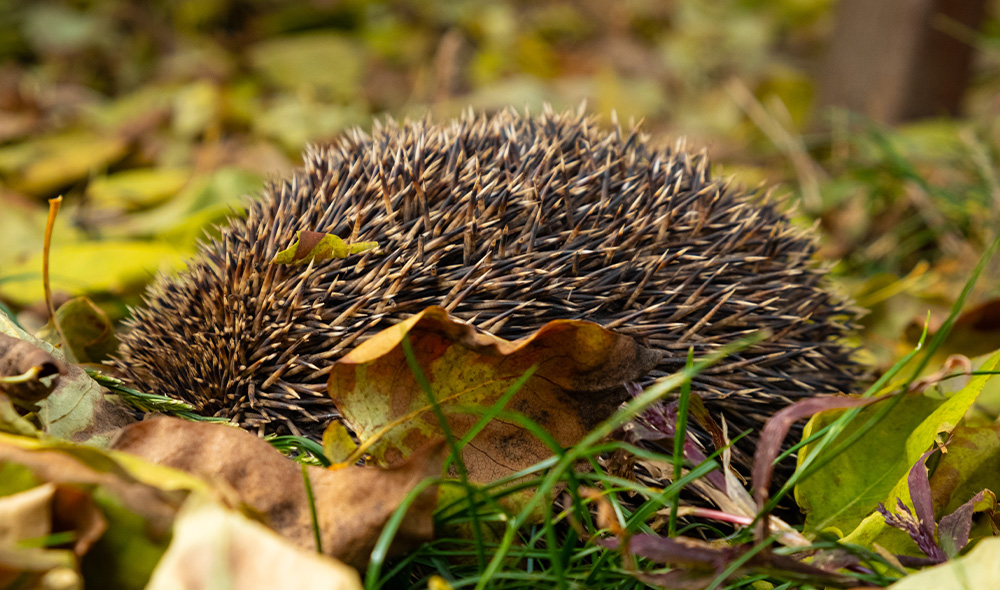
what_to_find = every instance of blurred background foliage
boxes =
[1,0,1000,370]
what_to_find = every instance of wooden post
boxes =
[817,0,986,124]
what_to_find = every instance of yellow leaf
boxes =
[272,230,377,265]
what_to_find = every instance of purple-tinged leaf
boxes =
[907,448,938,535]
[600,534,861,589]
[938,489,997,558]
[633,569,717,590]
[632,392,728,492]
[598,535,730,571]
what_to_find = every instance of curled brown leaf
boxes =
[0,333,67,405]
[110,416,445,570]
[909,354,973,394]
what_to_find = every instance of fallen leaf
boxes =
[0,312,137,443]
[0,332,66,405]
[0,482,107,557]
[847,423,1000,560]
[252,97,365,150]
[36,297,120,364]
[0,240,187,306]
[0,545,79,590]
[87,168,191,211]
[329,306,661,483]
[171,81,220,139]
[937,489,997,557]
[0,483,57,545]
[145,495,362,590]
[106,167,260,245]
[798,349,1000,539]
[887,536,1000,590]
[0,132,128,195]
[248,34,363,100]
[0,393,42,436]
[110,416,445,570]
[901,299,1000,376]
[271,230,378,265]
[0,433,184,589]
[752,391,891,539]
[0,193,85,277]
[322,421,359,464]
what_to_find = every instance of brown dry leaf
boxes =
[110,416,445,570]
[0,312,137,443]
[903,298,1000,371]
[0,332,66,405]
[145,496,362,590]
[328,306,660,483]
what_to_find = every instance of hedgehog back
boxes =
[116,108,861,441]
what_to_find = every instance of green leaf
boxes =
[0,194,84,274]
[272,230,378,265]
[796,394,943,537]
[35,366,134,444]
[108,167,261,245]
[253,97,365,150]
[171,81,220,138]
[797,350,1000,541]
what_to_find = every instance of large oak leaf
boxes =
[328,306,661,483]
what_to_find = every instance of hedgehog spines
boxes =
[116,107,862,444]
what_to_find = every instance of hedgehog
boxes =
[114,106,862,466]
